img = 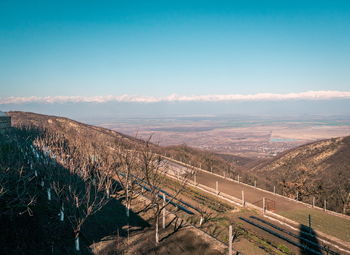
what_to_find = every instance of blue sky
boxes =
[1,0,350,100]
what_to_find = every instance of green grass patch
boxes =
[278,244,290,254]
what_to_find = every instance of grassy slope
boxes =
[278,208,350,242]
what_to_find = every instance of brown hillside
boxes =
[252,136,350,214]
[9,111,246,178]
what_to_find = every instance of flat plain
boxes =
[90,115,350,158]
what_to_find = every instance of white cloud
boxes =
[1,91,350,104]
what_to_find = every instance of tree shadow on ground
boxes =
[82,198,150,243]
[0,127,150,255]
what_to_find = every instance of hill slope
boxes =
[252,136,350,214]
[10,111,348,214]
[9,111,247,177]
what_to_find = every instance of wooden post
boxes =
[324,200,327,211]
[308,214,312,230]
[263,197,266,214]
[273,186,276,194]
[254,180,256,188]
[216,181,219,195]
[296,191,299,201]
[194,173,197,185]
[312,197,315,208]
[242,190,245,207]
[238,175,240,183]
[228,225,233,255]
[162,194,166,229]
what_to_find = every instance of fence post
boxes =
[163,194,166,229]
[254,180,256,188]
[242,190,245,207]
[228,225,233,255]
[273,186,276,194]
[263,197,266,214]
[324,200,327,211]
[194,173,197,185]
[312,197,315,208]
[296,191,299,201]
[308,214,312,230]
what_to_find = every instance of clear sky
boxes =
[1,0,350,100]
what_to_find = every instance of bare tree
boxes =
[138,139,191,244]
[112,145,142,218]
[62,163,116,251]
[0,129,42,219]
[32,130,118,251]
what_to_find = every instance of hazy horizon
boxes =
[1,99,350,121]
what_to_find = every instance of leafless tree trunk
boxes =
[137,138,191,244]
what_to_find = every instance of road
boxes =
[165,158,350,245]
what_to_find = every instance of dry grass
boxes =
[279,208,350,242]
